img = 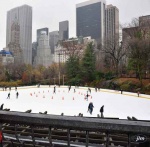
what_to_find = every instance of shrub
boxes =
[68,78,82,86]
[104,72,115,80]
[120,83,130,91]
[145,83,150,90]
[0,82,17,87]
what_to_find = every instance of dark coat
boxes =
[0,104,4,110]
[88,103,94,110]
[100,105,104,113]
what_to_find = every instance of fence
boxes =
[0,111,150,147]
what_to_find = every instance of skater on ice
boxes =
[120,89,123,94]
[85,91,90,101]
[7,93,10,99]
[68,85,71,92]
[100,105,104,118]
[53,86,56,94]
[95,87,97,92]
[87,102,94,115]
[0,104,4,110]
[88,88,91,93]
[16,92,19,98]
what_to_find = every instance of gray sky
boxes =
[0,0,150,49]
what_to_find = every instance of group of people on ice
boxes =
[87,102,104,117]
[7,92,19,99]
[6,87,19,99]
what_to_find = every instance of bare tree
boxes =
[5,63,26,80]
[62,39,84,59]
[123,17,150,86]
[98,35,126,76]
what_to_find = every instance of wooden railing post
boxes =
[48,127,52,146]
[15,124,19,143]
[128,133,131,147]
[67,129,70,147]
[0,123,2,147]
[106,132,109,147]
[31,125,35,146]
[86,130,89,147]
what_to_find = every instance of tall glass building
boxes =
[49,31,59,54]
[6,5,32,64]
[59,20,69,41]
[76,0,106,44]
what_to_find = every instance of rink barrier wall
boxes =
[1,111,150,133]
[0,111,150,147]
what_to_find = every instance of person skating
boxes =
[100,105,104,118]
[68,85,71,92]
[53,86,56,94]
[37,83,40,88]
[88,88,91,93]
[120,89,123,94]
[87,102,94,115]
[16,92,19,98]
[0,104,4,110]
[85,91,90,101]
[7,93,10,99]
[95,87,97,92]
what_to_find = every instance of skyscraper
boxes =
[49,31,59,54]
[6,5,32,64]
[37,28,49,43]
[76,0,106,43]
[59,20,69,40]
[105,4,119,42]
[34,31,52,67]
[7,17,22,64]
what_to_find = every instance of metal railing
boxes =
[0,111,150,147]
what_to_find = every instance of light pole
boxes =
[58,52,61,86]
[63,75,65,85]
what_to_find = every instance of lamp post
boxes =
[120,41,123,76]
[58,52,61,86]
[63,75,65,85]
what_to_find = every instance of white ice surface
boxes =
[1,86,150,120]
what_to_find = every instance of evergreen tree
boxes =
[66,54,80,80]
[81,43,96,83]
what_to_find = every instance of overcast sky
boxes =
[0,0,150,49]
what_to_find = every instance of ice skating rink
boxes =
[1,86,150,120]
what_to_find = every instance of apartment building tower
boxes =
[6,5,32,64]
[49,31,59,54]
[105,4,119,42]
[37,28,49,43]
[76,0,106,44]
[59,20,69,41]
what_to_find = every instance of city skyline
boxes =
[0,0,150,49]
